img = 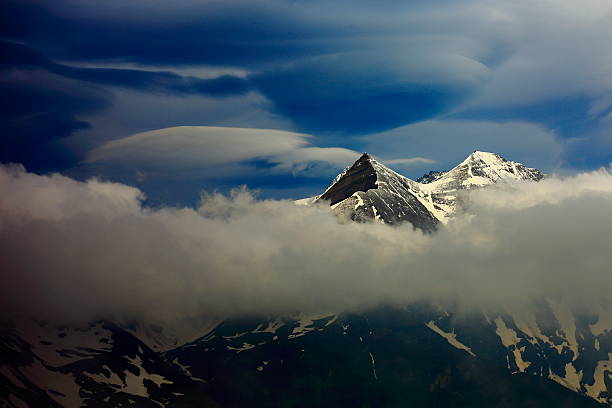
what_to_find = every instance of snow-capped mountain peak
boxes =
[299,150,545,229]
[421,150,544,194]
[464,150,505,164]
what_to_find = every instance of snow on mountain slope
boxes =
[422,151,544,191]
[0,320,216,407]
[168,305,608,407]
[418,151,545,221]
[122,320,221,352]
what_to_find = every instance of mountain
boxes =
[315,152,440,232]
[1,151,609,407]
[302,150,545,228]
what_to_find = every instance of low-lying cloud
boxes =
[1,164,611,326]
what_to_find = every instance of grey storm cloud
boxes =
[1,164,611,327]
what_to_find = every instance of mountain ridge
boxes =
[300,150,545,229]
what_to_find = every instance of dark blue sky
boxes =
[2,0,611,205]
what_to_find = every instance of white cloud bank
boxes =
[1,164,611,325]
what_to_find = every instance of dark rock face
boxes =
[319,153,378,206]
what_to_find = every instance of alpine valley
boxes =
[1,152,610,407]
